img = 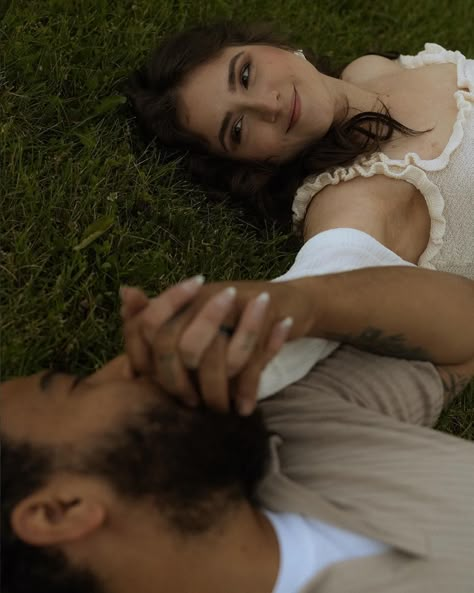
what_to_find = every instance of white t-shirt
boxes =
[264,510,390,593]
[257,228,414,399]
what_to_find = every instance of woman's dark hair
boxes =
[126,22,420,228]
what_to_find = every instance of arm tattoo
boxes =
[325,327,431,360]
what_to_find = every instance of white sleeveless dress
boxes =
[292,44,474,279]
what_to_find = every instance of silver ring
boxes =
[219,325,234,337]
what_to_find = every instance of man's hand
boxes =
[120,278,317,414]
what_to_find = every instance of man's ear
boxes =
[11,474,106,547]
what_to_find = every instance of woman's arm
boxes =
[121,267,474,413]
[291,266,474,365]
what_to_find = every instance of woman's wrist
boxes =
[284,276,330,338]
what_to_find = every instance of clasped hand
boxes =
[120,276,316,415]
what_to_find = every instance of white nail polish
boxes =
[256,292,270,305]
[183,275,205,291]
[216,286,236,306]
[280,316,294,330]
[192,274,205,285]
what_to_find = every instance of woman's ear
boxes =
[11,474,106,547]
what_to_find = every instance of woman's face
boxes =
[178,44,337,163]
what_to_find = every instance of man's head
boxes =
[1,355,270,593]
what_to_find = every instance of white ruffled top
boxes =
[292,44,474,279]
[257,45,473,400]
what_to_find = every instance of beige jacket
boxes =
[258,347,474,593]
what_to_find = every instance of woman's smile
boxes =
[286,86,301,133]
[178,44,335,163]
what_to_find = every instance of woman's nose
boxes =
[249,90,281,122]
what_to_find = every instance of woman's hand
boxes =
[120,277,317,414]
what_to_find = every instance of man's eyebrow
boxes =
[39,369,58,391]
[71,375,86,390]
[39,370,85,393]
[218,51,245,152]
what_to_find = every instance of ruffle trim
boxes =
[292,43,473,270]
[292,157,446,269]
[390,43,473,171]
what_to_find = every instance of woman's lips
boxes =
[286,87,301,132]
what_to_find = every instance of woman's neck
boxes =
[324,75,390,124]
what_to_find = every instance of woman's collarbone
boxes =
[372,65,460,161]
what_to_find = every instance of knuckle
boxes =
[141,304,161,327]
[227,353,245,377]
[179,349,200,369]
[234,332,258,356]
[179,334,202,368]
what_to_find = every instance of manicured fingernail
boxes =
[182,275,205,291]
[216,286,236,306]
[255,292,270,306]
[237,399,254,416]
[280,316,293,331]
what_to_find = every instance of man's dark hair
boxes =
[126,21,421,227]
[1,439,102,593]
[1,396,270,593]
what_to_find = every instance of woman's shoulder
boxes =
[341,54,402,84]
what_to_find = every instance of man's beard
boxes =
[84,393,271,533]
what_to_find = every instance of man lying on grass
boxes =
[2,266,473,593]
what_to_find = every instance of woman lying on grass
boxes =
[127,22,473,278]
[126,22,473,402]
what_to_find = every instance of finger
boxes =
[226,292,270,377]
[152,343,199,406]
[140,275,205,339]
[123,318,153,376]
[234,318,293,415]
[262,317,294,365]
[233,351,269,416]
[197,333,230,412]
[178,287,237,369]
[119,286,149,321]
[122,276,204,379]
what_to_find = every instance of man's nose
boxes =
[249,90,281,122]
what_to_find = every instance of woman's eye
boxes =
[240,63,250,89]
[231,118,243,144]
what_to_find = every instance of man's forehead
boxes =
[0,373,137,446]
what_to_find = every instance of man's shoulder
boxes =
[261,347,444,427]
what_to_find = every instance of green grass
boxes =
[1,0,472,437]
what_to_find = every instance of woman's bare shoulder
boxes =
[302,174,427,262]
[341,54,402,84]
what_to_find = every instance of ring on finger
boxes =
[219,324,235,337]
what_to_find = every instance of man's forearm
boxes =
[291,267,474,365]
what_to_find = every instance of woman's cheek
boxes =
[251,130,283,160]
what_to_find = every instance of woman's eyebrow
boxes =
[219,112,231,152]
[218,50,245,152]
